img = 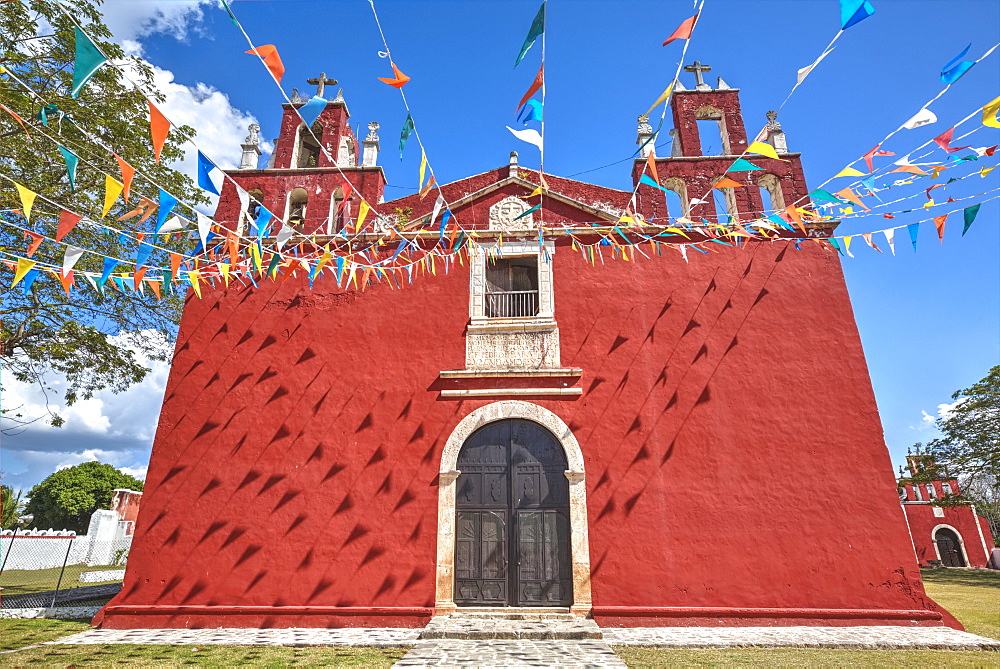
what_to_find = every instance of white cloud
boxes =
[100,0,213,42]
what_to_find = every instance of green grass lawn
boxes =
[922,566,1000,639]
[0,564,123,597]
[0,618,91,651]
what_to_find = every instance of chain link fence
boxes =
[0,532,129,609]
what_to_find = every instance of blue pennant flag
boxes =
[297,95,327,130]
[907,223,920,251]
[639,174,670,192]
[156,189,178,233]
[517,99,543,125]
[99,257,117,287]
[941,44,975,84]
[21,268,40,294]
[840,0,875,30]
[135,242,153,269]
[253,207,271,238]
[58,146,79,192]
[197,151,219,195]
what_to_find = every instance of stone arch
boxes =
[661,177,689,219]
[285,187,308,227]
[436,400,591,615]
[757,173,786,214]
[931,524,969,567]
[695,104,731,155]
[294,122,323,168]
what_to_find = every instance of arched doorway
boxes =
[454,419,572,606]
[934,527,967,567]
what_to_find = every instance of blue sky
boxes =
[2,0,998,492]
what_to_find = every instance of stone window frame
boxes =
[434,400,592,616]
[469,239,556,329]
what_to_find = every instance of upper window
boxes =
[485,257,539,318]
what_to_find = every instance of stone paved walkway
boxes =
[52,627,419,647]
[601,625,1000,651]
[393,639,626,668]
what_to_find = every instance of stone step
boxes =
[419,614,603,640]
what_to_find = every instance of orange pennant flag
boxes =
[58,270,75,296]
[148,101,170,164]
[133,266,148,291]
[646,149,659,184]
[662,14,697,46]
[713,177,745,189]
[378,61,410,88]
[517,64,544,111]
[55,210,83,242]
[834,187,869,211]
[25,231,44,257]
[889,165,929,176]
[419,175,437,200]
[933,214,947,243]
[244,45,285,82]
[112,153,136,202]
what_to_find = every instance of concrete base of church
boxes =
[591,606,958,628]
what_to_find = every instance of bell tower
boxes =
[633,63,809,226]
[213,74,386,236]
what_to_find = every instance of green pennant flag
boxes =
[58,145,79,192]
[514,204,540,220]
[514,2,545,67]
[828,237,844,255]
[726,158,763,172]
[399,113,414,159]
[962,203,981,236]
[809,188,843,204]
[71,26,107,98]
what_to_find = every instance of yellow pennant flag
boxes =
[14,183,36,221]
[746,141,782,161]
[219,262,231,286]
[418,150,427,190]
[12,257,36,286]
[834,167,866,178]
[356,201,370,232]
[103,175,124,217]
[250,243,262,272]
[981,166,996,178]
[187,270,202,298]
[982,95,1000,128]
[644,83,673,117]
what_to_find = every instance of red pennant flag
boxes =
[933,214,947,242]
[662,14,698,46]
[0,103,31,138]
[646,149,659,184]
[25,231,44,257]
[55,209,83,242]
[113,153,136,202]
[862,144,895,173]
[377,61,410,88]
[932,127,971,154]
[244,45,285,82]
[148,101,170,164]
[713,177,745,189]
[517,64,544,111]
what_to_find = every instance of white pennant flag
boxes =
[506,126,543,151]
[429,195,445,228]
[883,228,896,256]
[197,212,213,249]
[796,47,835,85]
[158,216,188,234]
[902,107,937,130]
[236,186,250,213]
[679,244,689,263]
[62,245,85,275]
[276,224,294,249]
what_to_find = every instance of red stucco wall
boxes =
[97,236,957,629]
[903,503,995,568]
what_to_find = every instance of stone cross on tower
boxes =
[306,72,337,98]
[684,61,712,90]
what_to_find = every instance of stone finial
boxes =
[509,151,519,179]
[636,115,655,159]
[362,121,380,167]
[333,88,346,104]
[290,88,303,104]
[239,123,262,170]
[764,110,788,154]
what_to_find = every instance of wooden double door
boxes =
[454,419,572,607]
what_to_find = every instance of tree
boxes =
[1,484,26,529]
[24,461,143,533]
[0,1,207,430]
[927,365,1000,479]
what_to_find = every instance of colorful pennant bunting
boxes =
[71,26,107,98]
[245,44,285,82]
[515,2,545,67]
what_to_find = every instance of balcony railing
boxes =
[485,290,539,318]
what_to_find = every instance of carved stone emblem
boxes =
[489,196,533,231]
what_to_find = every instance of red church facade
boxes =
[898,454,997,570]
[97,74,961,630]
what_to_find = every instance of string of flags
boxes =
[1,0,996,301]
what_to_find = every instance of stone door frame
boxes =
[435,400,592,615]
